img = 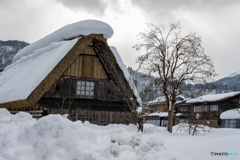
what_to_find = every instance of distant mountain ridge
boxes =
[214,73,240,90]
[0,40,29,71]
[227,70,240,78]
[128,67,240,100]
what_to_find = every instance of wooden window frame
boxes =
[210,105,218,112]
[76,80,95,99]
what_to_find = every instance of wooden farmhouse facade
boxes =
[0,20,140,124]
[144,96,185,127]
[185,92,240,128]
[143,92,240,128]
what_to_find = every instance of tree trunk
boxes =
[138,117,144,132]
[167,103,175,133]
[167,112,173,133]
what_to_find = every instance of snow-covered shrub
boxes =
[174,123,212,135]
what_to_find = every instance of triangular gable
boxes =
[63,46,108,79]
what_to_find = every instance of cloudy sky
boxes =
[1,0,240,80]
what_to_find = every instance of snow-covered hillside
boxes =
[0,40,29,71]
[228,70,240,78]
[0,108,239,160]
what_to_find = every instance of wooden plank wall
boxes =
[6,103,45,119]
[63,46,108,79]
[49,109,135,125]
[44,78,119,101]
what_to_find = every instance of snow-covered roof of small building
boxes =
[146,112,182,117]
[176,113,183,116]
[186,92,240,103]
[0,20,141,106]
[146,96,166,105]
[220,109,240,119]
[148,112,168,117]
[147,95,185,105]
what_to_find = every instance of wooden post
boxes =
[110,111,112,123]
[75,110,78,121]
[98,112,101,125]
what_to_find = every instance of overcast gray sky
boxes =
[1,0,240,80]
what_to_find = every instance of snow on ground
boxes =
[0,108,239,160]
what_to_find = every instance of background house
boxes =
[186,92,240,128]
[144,96,185,127]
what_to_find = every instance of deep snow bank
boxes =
[0,109,187,160]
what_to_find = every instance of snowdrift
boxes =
[0,109,186,160]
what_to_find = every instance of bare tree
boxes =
[55,78,75,119]
[134,22,216,133]
[106,77,145,132]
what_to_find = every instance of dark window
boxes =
[56,85,60,91]
[202,105,209,112]
[223,119,237,128]
[180,119,189,123]
[210,105,218,112]
[180,107,186,111]
[150,108,155,113]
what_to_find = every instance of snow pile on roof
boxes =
[175,98,190,105]
[176,113,183,116]
[148,112,168,117]
[220,109,240,119]
[147,112,182,117]
[110,47,142,106]
[0,108,189,160]
[186,91,240,103]
[13,20,113,63]
[0,39,78,104]
[147,96,166,105]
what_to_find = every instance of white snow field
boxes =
[0,109,239,160]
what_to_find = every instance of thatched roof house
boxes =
[0,20,141,115]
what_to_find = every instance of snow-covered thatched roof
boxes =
[186,92,240,104]
[0,39,78,104]
[0,20,141,107]
[220,109,240,119]
[13,20,113,63]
